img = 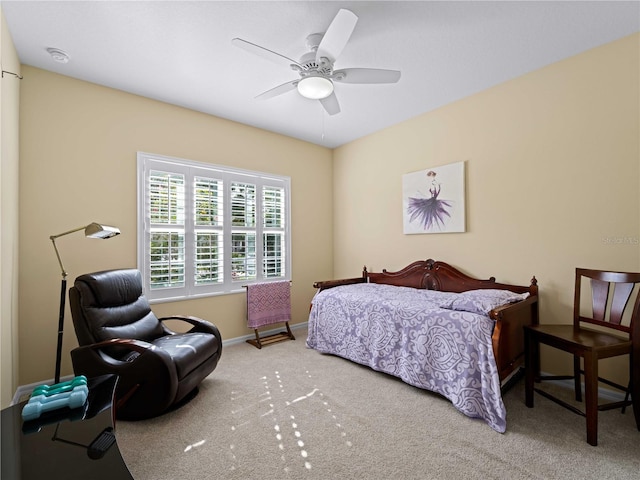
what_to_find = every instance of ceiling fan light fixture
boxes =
[297,76,333,100]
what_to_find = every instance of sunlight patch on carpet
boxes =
[183,439,206,452]
[225,366,355,475]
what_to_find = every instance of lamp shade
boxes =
[84,223,120,239]
[297,76,334,100]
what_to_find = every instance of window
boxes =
[138,152,291,301]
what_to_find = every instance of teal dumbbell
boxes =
[22,385,88,422]
[32,375,87,397]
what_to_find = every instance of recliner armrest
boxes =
[71,339,179,420]
[85,338,155,353]
[71,338,174,371]
[159,315,222,338]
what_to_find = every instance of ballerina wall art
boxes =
[402,161,466,234]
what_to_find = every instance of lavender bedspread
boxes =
[306,283,507,432]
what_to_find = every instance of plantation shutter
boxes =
[138,152,291,301]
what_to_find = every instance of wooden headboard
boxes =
[365,259,538,296]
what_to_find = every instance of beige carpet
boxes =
[116,326,640,479]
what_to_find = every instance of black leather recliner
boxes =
[69,268,222,420]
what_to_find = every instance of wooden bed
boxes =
[312,258,539,383]
[308,259,539,432]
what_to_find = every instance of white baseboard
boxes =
[11,322,309,405]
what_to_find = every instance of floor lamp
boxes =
[50,222,120,383]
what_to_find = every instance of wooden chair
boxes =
[524,268,640,446]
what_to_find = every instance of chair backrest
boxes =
[69,269,165,348]
[574,268,640,337]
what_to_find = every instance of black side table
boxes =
[1,375,133,479]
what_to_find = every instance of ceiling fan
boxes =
[232,9,401,115]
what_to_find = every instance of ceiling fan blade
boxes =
[319,92,340,116]
[255,81,298,100]
[232,38,301,68]
[315,9,358,64]
[333,68,401,84]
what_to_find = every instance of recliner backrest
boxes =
[70,269,165,347]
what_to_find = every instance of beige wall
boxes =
[18,66,333,384]
[333,34,640,384]
[1,8,21,408]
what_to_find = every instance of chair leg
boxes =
[583,352,598,446]
[574,355,582,402]
[524,329,537,408]
[632,352,640,431]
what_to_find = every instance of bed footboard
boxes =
[490,295,539,382]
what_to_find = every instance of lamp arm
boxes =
[50,225,88,278]
[50,225,87,240]
[50,237,68,279]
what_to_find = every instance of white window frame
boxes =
[137,152,291,303]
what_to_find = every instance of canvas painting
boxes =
[402,161,466,234]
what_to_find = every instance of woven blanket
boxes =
[246,281,291,328]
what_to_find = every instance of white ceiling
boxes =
[3,1,639,148]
